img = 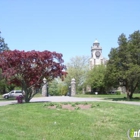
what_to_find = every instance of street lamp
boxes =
[47,83,49,97]
[69,85,71,96]
[43,77,47,84]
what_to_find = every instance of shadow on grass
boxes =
[104,97,140,102]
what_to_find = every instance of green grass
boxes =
[75,93,140,101]
[0,102,139,140]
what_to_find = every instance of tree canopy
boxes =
[0,32,9,52]
[106,30,140,99]
[86,65,106,93]
[64,55,89,93]
[0,32,10,94]
[0,50,67,102]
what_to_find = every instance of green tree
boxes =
[0,50,67,102]
[64,56,89,93]
[106,30,140,99]
[57,78,68,96]
[0,79,6,94]
[0,32,9,52]
[0,32,9,94]
[48,78,68,96]
[48,79,59,96]
[86,65,106,94]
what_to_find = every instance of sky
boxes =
[0,0,140,64]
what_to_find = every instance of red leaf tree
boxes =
[0,50,67,102]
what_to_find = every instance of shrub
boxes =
[71,103,76,107]
[116,91,121,95]
[75,107,80,110]
[56,104,62,109]
[83,102,88,105]
[75,102,80,105]
[91,104,96,108]
[63,102,69,105]
[48,102,55,106]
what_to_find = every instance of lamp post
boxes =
[69,85,71,96]
[43,77,47,84]
[47,83,49,97]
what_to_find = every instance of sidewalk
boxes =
[0,96,140,106]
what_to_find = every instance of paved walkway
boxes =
[0,96,140,106]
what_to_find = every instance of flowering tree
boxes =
[0,50,67,102]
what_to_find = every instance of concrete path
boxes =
[31,96,102,102]
[0,100,17,106]
[0,96,140,106]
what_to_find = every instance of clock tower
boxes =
[89,39,106,69]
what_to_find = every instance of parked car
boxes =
[2,90,24,99]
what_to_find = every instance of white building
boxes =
[89,39,107,69]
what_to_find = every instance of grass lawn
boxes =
[0,102,139,140]
[75,93,140,101]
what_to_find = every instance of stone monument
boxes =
[71,78,76,96]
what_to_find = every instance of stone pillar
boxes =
[71,78,76,96]
[42,78,47,97]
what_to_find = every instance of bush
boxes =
[71,103,76,107]
[56,104,62,109]
[116,91,121,95]
[83,102,88,105]
[48,102,55,106]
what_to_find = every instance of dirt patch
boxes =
[62,104,75,110]
[77,104,91,110]
[47,103,92,110]
[48,106,56,109]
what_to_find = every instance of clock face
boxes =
[95,51,100,57]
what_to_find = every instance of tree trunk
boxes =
[23,87,35,103]
[24,95,30,103]
[127,92,133,100]
[24,90,31,103]
[126,86,133,100]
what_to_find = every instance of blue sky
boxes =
[0,0,140,64]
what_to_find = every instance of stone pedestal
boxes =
[71,78,76,96]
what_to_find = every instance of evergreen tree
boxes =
[0,32,9,52]
[106,30,140,99]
